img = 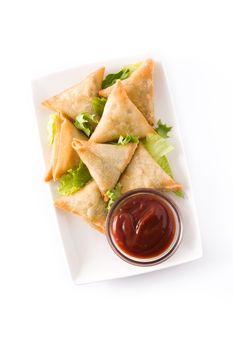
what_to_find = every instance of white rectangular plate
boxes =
[32,56,202,284]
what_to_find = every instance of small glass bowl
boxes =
[105,188,183,266]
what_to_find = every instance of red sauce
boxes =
[111,193,176,258]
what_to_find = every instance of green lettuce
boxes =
[102,62,142,89]
[106,183,122,211]
[118,135,139,145]
[102,68,129,89]
[92,96,107,116]
[122,62,142,75]
[157,156,173,178]
[74,112,99,137]
[143,133,174,161]
[155,119,172,138]
[157,156,184,197]
[173,189,184,198]
[144,134,184,198]
[58,161,92,195]
[47,113,57,145]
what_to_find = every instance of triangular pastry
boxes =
[99,59,154,124]
[90,80,154,143]
[54,181,107,232]
[72,139,138,197]
[42,67,105,119]
[45,113,87,181]
[120,143,182,193]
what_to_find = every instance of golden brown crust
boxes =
[54,181,107,231]
[44,166,53,182]
[90,80,154,143]
[42,67,105,120]
[120,143,182,193]
[99,59,155,125]
[72,139,138,197]
[44,114,62,181]
[44,113,87,181]
[53,114,86,180]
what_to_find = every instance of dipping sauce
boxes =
[111,193,176,258]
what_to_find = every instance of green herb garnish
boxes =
[102,62,142,89]
[106,183,122,211]
[74,112,99,137]
[92,96,107,116]
[58,162,92,195]
[118,135,139,145]
[155,119,172,138]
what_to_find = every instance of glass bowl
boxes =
[105,188,183,266]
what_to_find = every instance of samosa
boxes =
[90,80,154,143]
[99,59,155,124]
[72,139,138,197]
[42,67,105,120]
[45,113,87,181]
[120,143,182,193]
[54,181,107,233]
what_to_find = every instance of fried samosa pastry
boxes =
[99,59,155,124]
[120,143,182,193]
[45,113,87,181]
[45,114,63,181]
[72,139,138,197]
[90,80,154,143]
[54,181,107,233]
[42,67,105,120]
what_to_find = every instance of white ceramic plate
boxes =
[32,56,202,284]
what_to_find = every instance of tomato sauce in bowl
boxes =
[106,189,183,266]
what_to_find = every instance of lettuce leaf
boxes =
[156,156,184,198]
[58,161,92,195]
[47,113,57,145]
[122,62,142,75]
[155,119,172,138]
[144,135,184,198]
[118,135,139,145]
[74,112,99,137]
[143,133,174,161]
[106,183,122,211]
[173,189,184,198]
[102,62,142,89]
[157,155,173,178]
[92,96,107,116]
[102,68,130,89]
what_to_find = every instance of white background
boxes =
[0,1,233,349]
